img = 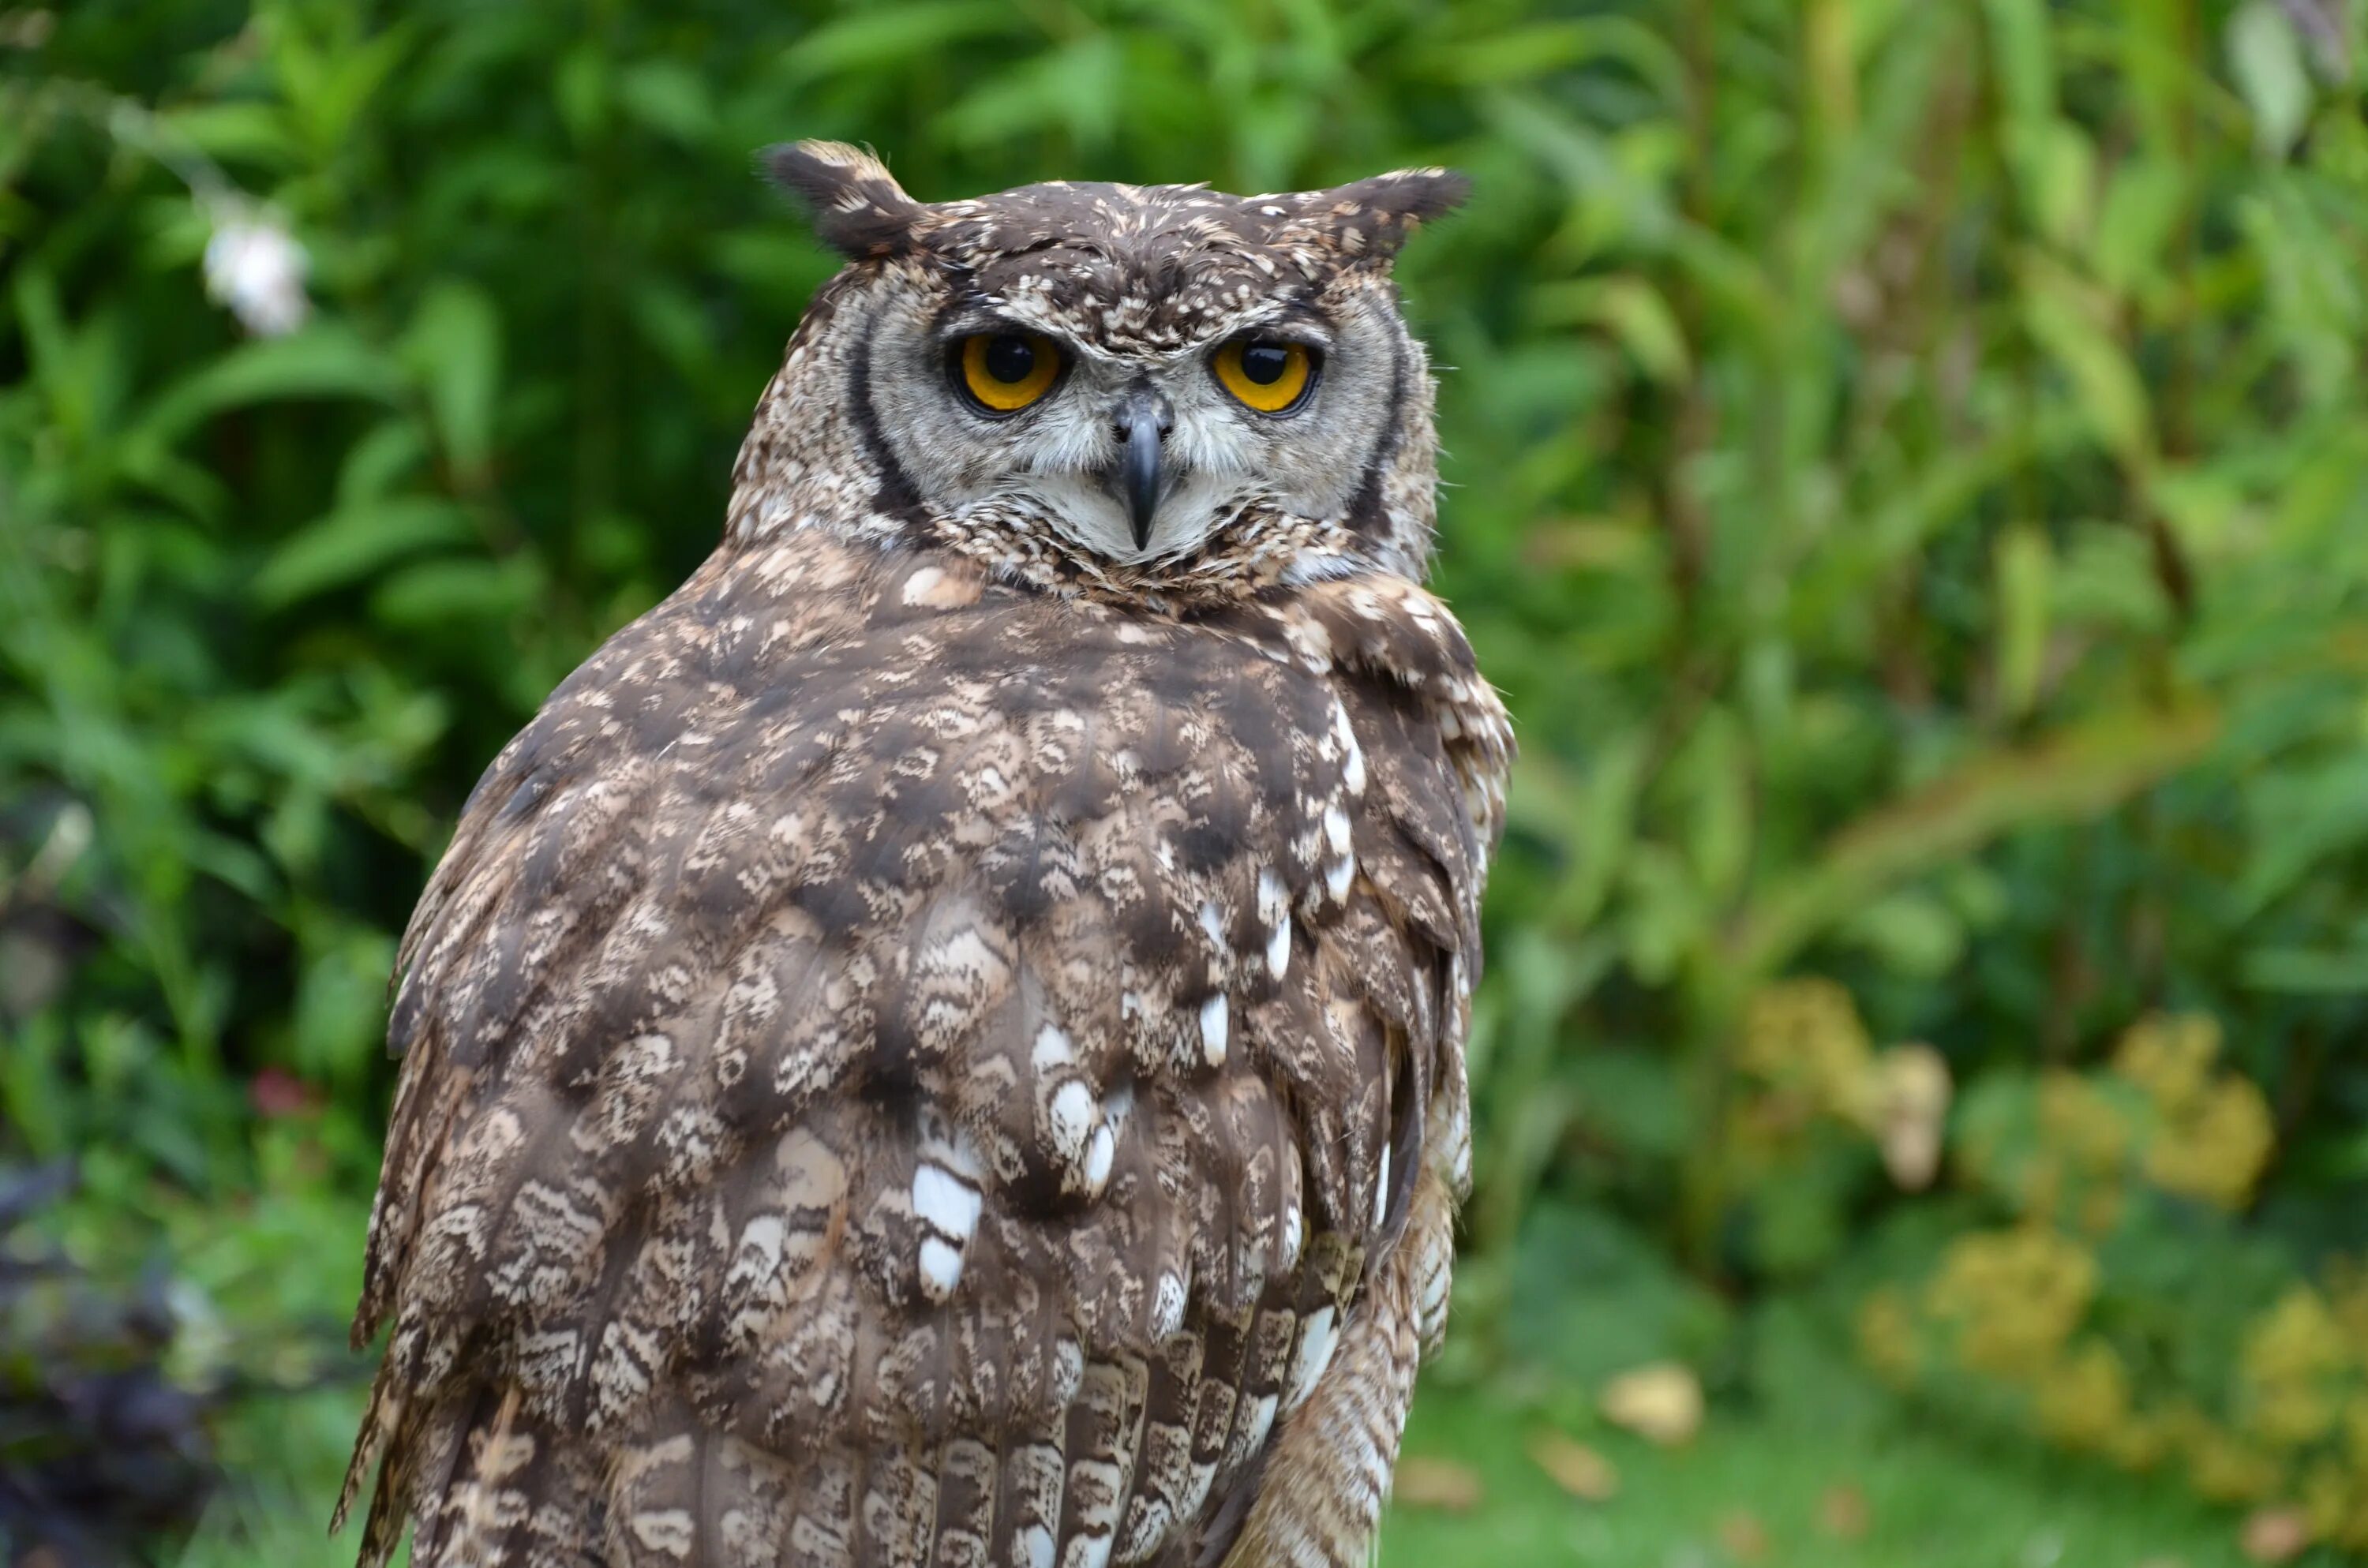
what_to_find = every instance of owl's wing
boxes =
[339,536,1508,1568]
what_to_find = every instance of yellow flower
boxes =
[2036,1338,2131,1450]
[2106,1405,2175,1472]
[2301,1457,2368,1551]
[2326,1259,2368,1360]
[2239,1287,2353,1448]
[1927,1227,2098,1378]
[2145,1075,2276,1210]
[2039,1069,2132,1174]
[2246,1288,2353,1385]
[2184,1423,2282,1503]
[1739,978,1875,1116]
[2112,1012,2221,1115]
[2020,1068,2135,1231]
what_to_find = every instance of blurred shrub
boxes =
[4,0,2368,1551]
[1862,1012,2368,1550]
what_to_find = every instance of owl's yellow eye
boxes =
[1212,338,1316,414]
[957,332,1062,413]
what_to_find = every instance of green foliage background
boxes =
[5,0,2368,1562]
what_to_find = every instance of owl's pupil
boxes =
[984,335,1036,384]
[1240,342,1291,385]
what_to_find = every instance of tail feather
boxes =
[339,1380,608,1568]
[1215,1172,1443,1568]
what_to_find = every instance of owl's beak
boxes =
[1111,387,1173,551]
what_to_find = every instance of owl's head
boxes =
[729,141,1466,597]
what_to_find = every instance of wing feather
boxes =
[344,536,1508,1568]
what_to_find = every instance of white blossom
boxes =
[202,210,309,337]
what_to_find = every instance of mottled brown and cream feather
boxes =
[346,143,1508,1568]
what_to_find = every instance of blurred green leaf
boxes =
[1736,704,2220,979]
[250,497,476,606]
[781,2,1028,81]
[2089,155,2184,299]
[2020,257,2150,461]
[136,327,406,448]
[1982,0,2057,126]
[1431,18,1684,99]
[159,102,300,169]
[616,59,715,145]
[1993,524,2051,717]
[2226,0,2312,159]
[943,32,1123,150]
[399,280,502,482]
[1531,275,1691,387]
[2239,944,2368,993]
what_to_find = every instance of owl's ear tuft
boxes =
[1293,167,1471,263]
[762,140,927,260]
[1345,168,1473,229]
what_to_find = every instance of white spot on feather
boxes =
[1032,1022,1077,1071]
[1198,899,1226,948]
[629,1508,695,1556]
[1065,1476,1120,1568]
[1257,866,1293,977]
[1283,1306,1339,1411]
[1322,803,1351,856]
[1325,854,1354,901]
[1152,1270,1187,1338]
[1235,1390,1280,1461]
[1047,1080,1096,1164]
[918,1236,965,1300]
[728,1214,785,1289]
[912,1162,981,1243]
[1198,994,1229,1068]
[1084,1125,1116,1196]
[1325,699,1351,754]
[1373,1143,1392,1230]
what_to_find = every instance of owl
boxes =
[339,142,1512,1568]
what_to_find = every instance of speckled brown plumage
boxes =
[343,143,1510,1568]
